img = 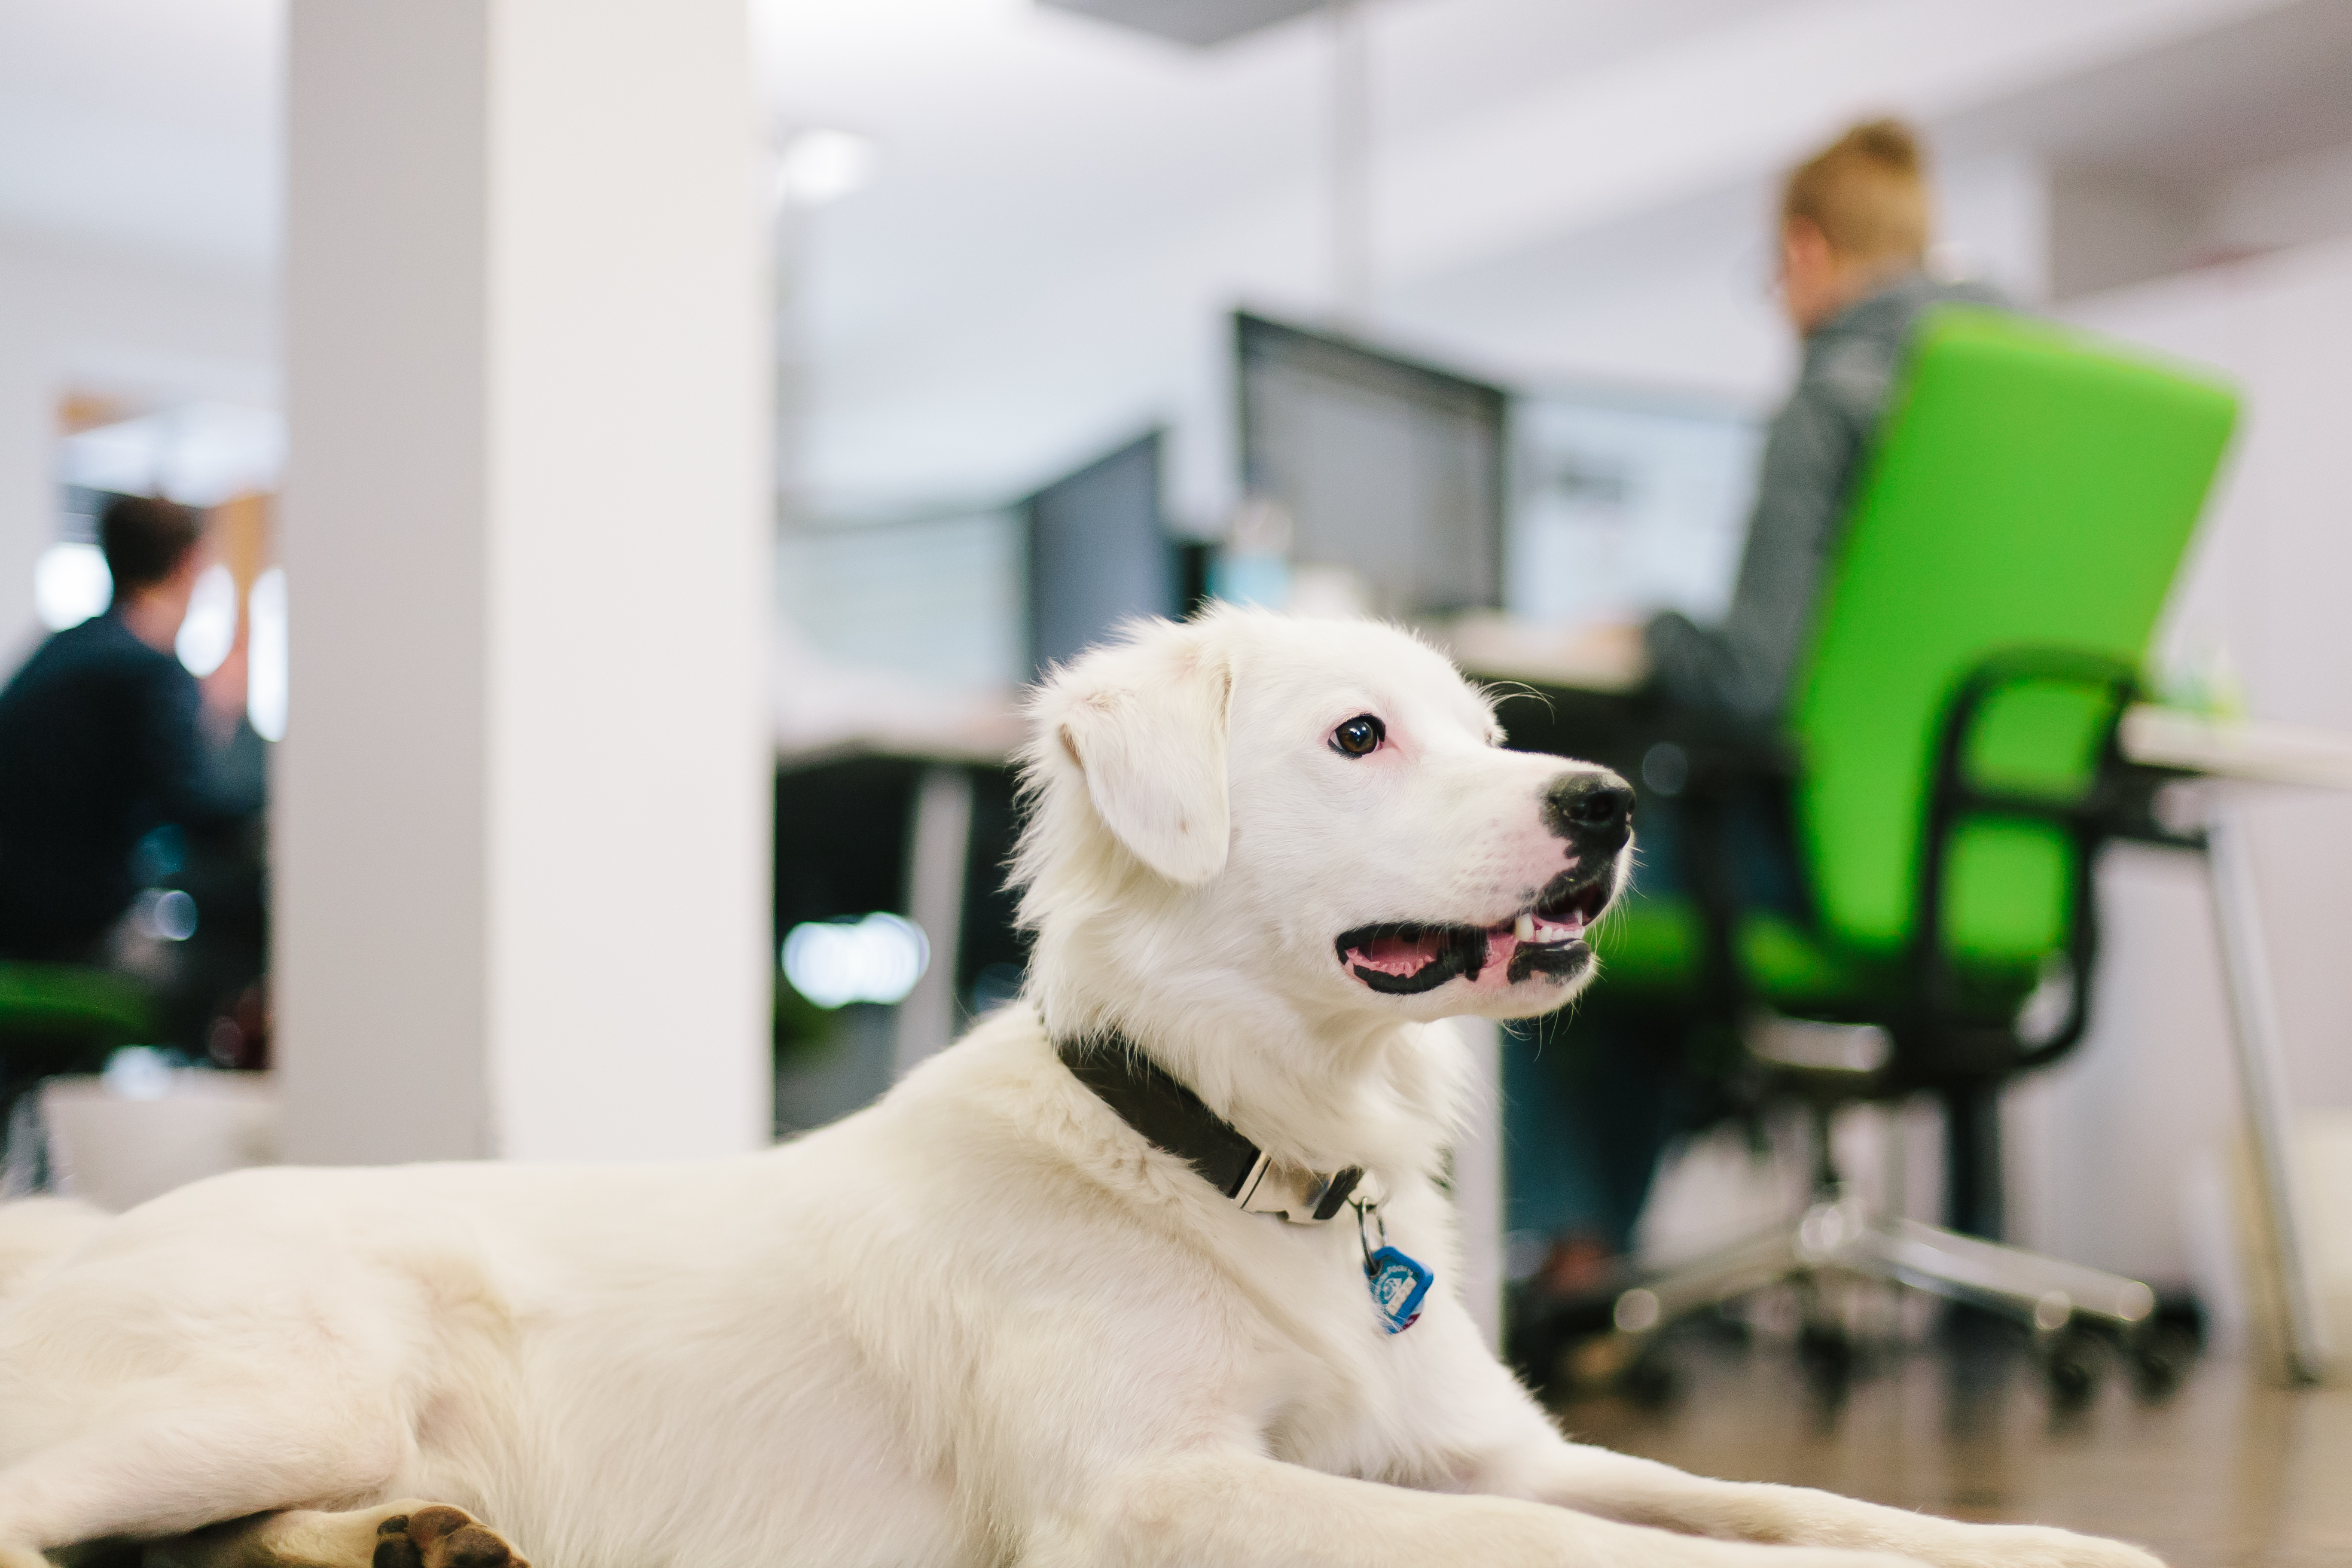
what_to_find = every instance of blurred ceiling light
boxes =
[775,127,878,208]
[782,911,929,1008]
[34,541,112,630]
[247,566,288,742]
[175,563,238,676]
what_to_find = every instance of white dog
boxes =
[0,609,2158,1568]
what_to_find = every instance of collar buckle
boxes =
[1236,1152,1367,1224]
[1058,1036,1367,1226]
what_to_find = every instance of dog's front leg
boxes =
[1024,1449,1924,1568]
[1502,1442,2164,1568]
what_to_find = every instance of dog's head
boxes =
[1014,608,1632,1033]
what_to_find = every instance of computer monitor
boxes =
[1508,388,1761,631]
[1026,430,1173,676]
[1235,312,1506,618]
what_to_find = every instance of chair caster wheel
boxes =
[1797,1322,1856,1399]
[2130,1322,2196,1401]
[1616,1343,1680,1409]
[2045,1324,2104,1409]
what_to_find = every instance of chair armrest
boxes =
[1912,648,2141,1068]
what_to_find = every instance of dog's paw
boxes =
[371,1506,528,1568]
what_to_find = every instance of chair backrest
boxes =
[1786,306,2237,970]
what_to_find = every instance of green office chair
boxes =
[1570,307,2239,1389]
[0,962,154,1184]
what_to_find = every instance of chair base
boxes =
[1569,1190,2174,1405]
[1613,1190,2156,1336]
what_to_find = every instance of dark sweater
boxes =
[0,611,263,957]
[1646,271,2007,724]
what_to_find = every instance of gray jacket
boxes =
[1645,271,2006,724]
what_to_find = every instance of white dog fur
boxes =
[0,609,2161,1568]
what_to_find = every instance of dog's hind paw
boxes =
[371,1506,527,1568]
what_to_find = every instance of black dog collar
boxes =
[1055,1035,1365,1225]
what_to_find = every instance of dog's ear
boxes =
[1042,631,1233,886]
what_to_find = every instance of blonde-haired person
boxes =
[1505,123,2009,1307]
[1645,118,2005,722]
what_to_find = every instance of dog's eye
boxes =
[1331,715,1386,758]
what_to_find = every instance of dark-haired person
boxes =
[0,496,262,970]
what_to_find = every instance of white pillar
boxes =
[0,312,45,678]
[279,0,772,1164]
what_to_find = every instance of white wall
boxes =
[2212,139,2352,257]
[2001,235,2352,1303]
[0,228,273,676]
[2051,135,2352,301]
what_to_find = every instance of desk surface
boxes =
[2118,706,2352,791]
[1442,614,2352,794]
[1441,612,1649,694]
[779,620,2352,792]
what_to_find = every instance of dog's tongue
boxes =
[1347,929,1448,977]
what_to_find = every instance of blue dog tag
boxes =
[1365,1245,1433,1334]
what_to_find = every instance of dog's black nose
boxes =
[1543,771,1634,855]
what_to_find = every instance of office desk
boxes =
[773,742,1018,1097]
[2116,707,2352,1384]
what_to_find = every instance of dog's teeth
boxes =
[1514,913,1534,942]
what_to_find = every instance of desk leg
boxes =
[2204,805,2333,1383]
[1448,1015,1505,1353]
[895,766,974,1079]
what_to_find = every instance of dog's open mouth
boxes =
[1333,874,1613,996]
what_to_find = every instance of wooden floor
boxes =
[1551,1341,2351,1568]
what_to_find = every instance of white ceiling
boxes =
[752,0,1796,388]
[0,0,279,274]
[754,0,2341,516]
[1940,0,2352,182]
[4,0,2348,518]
